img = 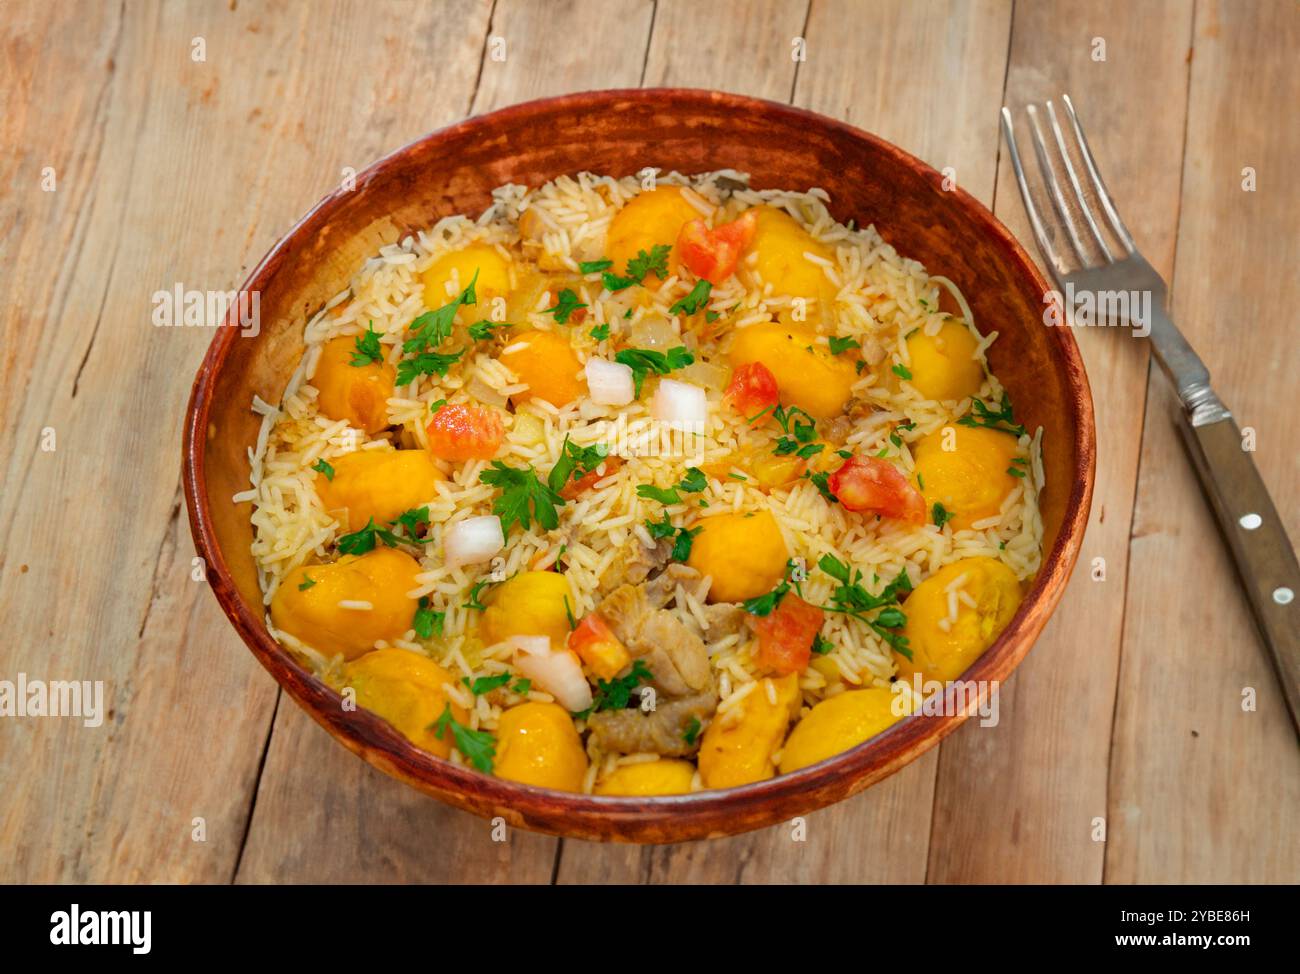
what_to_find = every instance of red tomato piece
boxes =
[676,210,758,285]
[568,612,631,680]
[753,593,824,676]
[724,361,780,421]
[426,403,504,461]
[559,456,623,500]
[826,455,927,523]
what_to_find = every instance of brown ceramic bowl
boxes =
[183,88,1094,843]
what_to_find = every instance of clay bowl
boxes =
[183,88,1094,843]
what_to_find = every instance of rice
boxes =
[241,169,1045,790]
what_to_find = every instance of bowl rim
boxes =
[183,86,1095,841]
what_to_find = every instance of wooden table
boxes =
[2,0,1296,884]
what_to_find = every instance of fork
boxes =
[1001,95,1300,736]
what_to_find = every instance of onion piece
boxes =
[651,378,708,428]
[443,515,504,568]
[511,638,594,712]
[584,358,636,406]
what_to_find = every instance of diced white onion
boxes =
[584,358,635,406]
[511,640,593,713]
[443,515,504,568]
[651,378,708,427]
[628,316,678,349]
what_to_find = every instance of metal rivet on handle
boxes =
[1274,587,1294,606]
[1239,513,1262,530]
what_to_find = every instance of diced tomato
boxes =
[826,455,927,523]
[559,456,623,500]
[724,361,780,421]
[676,210,758,285]
[568,613,631,681]
[426,403,504,461]
[753,593,824,676]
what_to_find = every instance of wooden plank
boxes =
[236,0,659,882]
[471,0,654,113]
[0,0,500,883]
[556,0,1011,884]
[1107,0,1300,883]
[925,0,1196,885]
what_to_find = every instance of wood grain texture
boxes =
[1,0,1295,882]
[1107,0,1300,883]
[926,0,1197,885]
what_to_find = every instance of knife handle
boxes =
[1178,413,1300,737]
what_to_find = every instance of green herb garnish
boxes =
[614,346,695,398]
[589,323,610,341]
[311,458,335,480]
[543,288,587,324]
[413,597,444,639]
[336,517,404,555]
[431,703,496,772]
[578,259,613,274]
[480,461,565,533]
[932,502,953,529]
[350,323,385,366]
[828,336,861,355]
[298,575,316,591]
[956,391,1027,437]
[891,363,913,381]
[669,279,712,316]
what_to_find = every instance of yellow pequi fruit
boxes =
[778,687,912,773]
[605,186,703,285]
[494,702,588,791]
[342,648,466,758]
[897,556,1023,684]
[912,424,1022,530]
[313,335,396,435]
[596,759,696,796]
[728,321,856,420]
[478,571,576,649]
[698,674,802,789]
[315,449,445,532]
[498,329,586,407]
[270,548,422,660]
[687,510,790,603]
[420,242,512,311]
[904,320,985,402]
[743,207,835,300]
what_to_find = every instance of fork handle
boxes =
[1178,413,1300,736]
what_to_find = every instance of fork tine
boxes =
[999,107,1071,281]
[1045,99,1113,262]
[1026,104,1091,266]
[1061,94,1136,254]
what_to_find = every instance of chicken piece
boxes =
[597,583,713,698]
[600,538,671,590]
[587,689,717,758]
[700,601,748,639]
[642,563,706,609]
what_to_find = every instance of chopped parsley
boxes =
[336,517,404,556]
[683,716,702,746]
[1007,465,1027,478]
[431,703,495,773]
[589,323,610,341]
[669,279,712,316]
[463,579,492,611]
[393,505,432,543]
[428,398,447,414]
[636,466,707,506]
[828,336,861,355]
[891,363,913,381]
[743,580,791,617]
[817,554,913,658]
[670,524,702,562]
[405,270,477,354]
[705,310,720,323]
[957,391,1027,437]
[812,633,835,655]
[602,244,672,292]
[468,319,506,341]
[543,288,586,323]
[547,436,610,494]
[932,502,953,529]
[645,510,676,540]
[614,346,695,398]
[769,403,818,457]
[479,461,565,533]
[311,458,335,480]
[412,597,444,639]
[578,258,613,274]
[297,575,316,591]
[564,595,577,631]
[350,323,385,366]
[582,660,653,715]
[463,672,513,695]
[805,469,837,502]
[396,348,464,387]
